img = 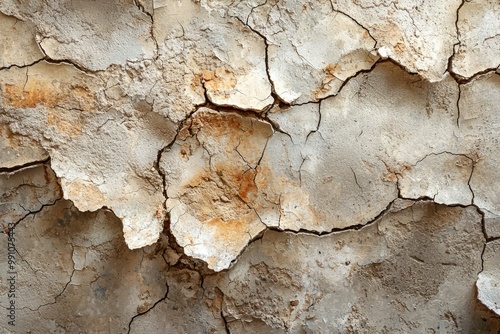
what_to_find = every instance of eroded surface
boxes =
[451,0,500,79]
[207,201,495,333]
[478,240,500,316]
[1,0,500,331]
[0,61,176,249]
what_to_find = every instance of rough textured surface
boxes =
[478,240,500,316]
[0,12,43,68]
[0,199,169,333]
[208,201,495,333]
[330,0,462,81]
[0,124,48,169]
[204,0,379,103]
[161,108,272,271]
[1,0,500,332]
[0,61,177,249]
[0,163,61,228]
[0,0,156,71]
[451,0,500,79]
[459,73,500,218]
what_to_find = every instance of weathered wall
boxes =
[0,0,499,332]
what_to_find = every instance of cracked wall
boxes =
[0,0,499,332]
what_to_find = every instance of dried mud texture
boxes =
[161,108,273,271]
[0,12,43,68]
[1,0,500,331]
[205,201,499,333]
[204,0,379,103]
[0,199,170,333]
[451,0,500,79]
[269,62,460,231]
[0,0,156,71]
[458,73,500,221]
[331,0,462,82]
[0,163,61,227]
[478,240,500,316]
[0,124,48,169]
[398,152,474,205]
[0,61,177,249]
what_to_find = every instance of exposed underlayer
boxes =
[0,0,499,332]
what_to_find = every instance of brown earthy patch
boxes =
[237,169,257,203]
[180,142,192,159]
[3,82,64,108]
[63,180,106,211]
[204,216,252,243]
[71,84,97,111]
[181,162,261,223]
[47,110,83,136]
[203,68,237,94]
[381,161,413,182]
[3,80,96,112]
[394,42,406,56]
[324,63,340,81]
[191,108,243,137]
[190,73,203,90]
[313,64,342,99]
[0,124,14,139]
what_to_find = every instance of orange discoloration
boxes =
[237,169,257,203]
[204,216,251,243]
[47,110,83,136]
[71,84,97,111]
[382,162,413,182]
[4,82,64,108]
[315,50,378,100]
[313,63,342,99]
[201,70,214,81]
[178,158,264,246]
[181,161,261,221]
[324,63,340,81]
[2,79,96,112]
[177,118,192,140]
[0,125,14,139]
[202,68,237,94]
[155,207,164,219]
[190,73,203,90]
[191,108,242,135]
[174,110,276,246]
[180,142,192,159]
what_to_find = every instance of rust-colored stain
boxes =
[382,162,413,182]
[202,68,237,94]
[2,78,96,110]
[190,109,261,148]
[237,169,257,203]
[181,161,261,222]
[178,161,267,248]
[204,216,250,243]
[71,84,97,111]
[3,82,64,108]
[190,73,202,91]
[47,110,83,136]
[324,63,340,80]
[313,63,342,99]
[2,79,96,136]
[192,110,241,133]
[180,142,192,159]
[176,110,275,243]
